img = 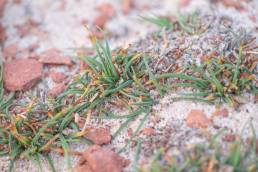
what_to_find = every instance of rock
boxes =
[3,44,19,60]
[213,107,229,117]
[0,0,6,17]
[142,127,155,136]
[93,3,115,29]
[122,0,134,14]
[127,128,133,137]
[48,83,66,97]
[186,109,210,128]
[0,24,6,44]
[39,49,72,65]
[75,159,93,172]
[223,133,236,142]
[15,19,38,37]
[49,71,66,83]
[93,14,109,29]
[75,145,129,172]
[96,3,116,18]
[79,60,89,71]
[179,0,191,8]
[223,0,243,10]
[85,128,111,145]
[3,59,42,91]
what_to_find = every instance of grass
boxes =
[141,15,173,30]
[142,11,205,35]
[0,40,155,171]
[138,128,258,172]
[156,45,257,107]
[0,13,257,171]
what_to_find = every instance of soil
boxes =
[0,0,257,172]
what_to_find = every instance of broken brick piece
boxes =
[122,0,134,14]
[3,59,42,91]
[96,3,116,18]
[85,128,111,145]
[213,107,229,118]
[75,145,129,172]
[49,71,66,83]
[48,83,66,97]
[93,14,109,29]
[3,44,19,60]
[142,127,155,136]
[39,49,72,65]
[186,109,210,128]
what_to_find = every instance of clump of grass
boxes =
[0,40,155,171]
[142,11,206,35]
[138,130,258,172]
[157,45,257,107]
[141,15,173,30]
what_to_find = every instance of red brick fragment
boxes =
[186,109,210,128]
[223,133,236,142]
[0,0,6,17]
[0,24,6,44]
[122,0,134,14]
[213,107,229,118]
[49,71,66,83]
[39,49,72,65]
[142,127,155,136]
[96,3,116,18]
[93,14,109,29]
[75,145,129,172]
[3,59,42,91]
[85,128,111,145]
[3,44,19,60]
[48,83,66,97]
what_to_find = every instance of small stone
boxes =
[142,127,155,136]
[96,3,116,18]
[3,59,42,91]
[222,0,243,10]
[79,60,89,72]
[213,107,229,117]
[85,128,111,145]
[122,0,134,14]
[49,71,66,83]
[223,133,236,142]
[256,140,258,154]
[179,0,191,8]
[39,49,72,65]
[0,0,6,17]
[93,14,109,29]
[75,159,93,172]
[0,24,6,43]
[15,19,38,37]
[76,145,129,172]
[48,83,66,97]
[3,44,19,60]
[127,128,133,137]
[186,109,210,128]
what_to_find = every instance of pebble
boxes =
[3,59,42,91]
[39,49,72,66]
[186,109,210,128]
[75,145,129,172]
[48,83,66,97]
[49,71,66,83]
[85,127,111,145]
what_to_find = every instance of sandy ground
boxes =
[0,0,258,172]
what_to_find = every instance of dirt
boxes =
[85,128,112,145]
[185,109,210,128]
[75,145,129,172]
[3,59,42,91]
[0,0,257,172]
